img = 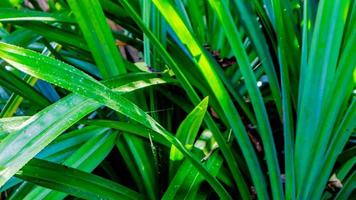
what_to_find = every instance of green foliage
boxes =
[0,0,354,199]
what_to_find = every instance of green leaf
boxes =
[15,22,88,50]
[185,0,207,43]
[15,158,145,200]
[170,96,208,161]
[109,72,177,93]
[68,0,126,78]
[0,8,74,23]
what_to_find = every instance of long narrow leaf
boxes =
[16,158,144,200]
[68,0,126,78]
[170,97,208,161]
[0,9,74,23]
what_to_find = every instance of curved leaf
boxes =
[16,158,144,200]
